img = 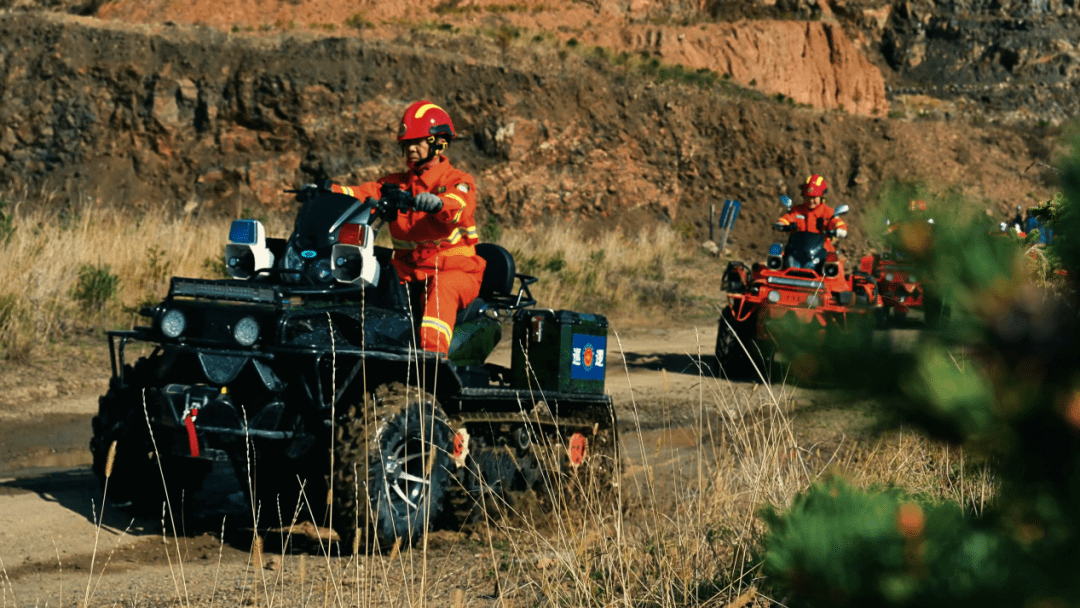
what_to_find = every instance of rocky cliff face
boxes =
[12,0,1080,125]
[877,0,1080,125]
[0,10,1056,260]
[86,0,889,117]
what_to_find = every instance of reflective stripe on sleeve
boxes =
[445,192,467,223]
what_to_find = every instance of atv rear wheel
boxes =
[331,383,453,553]
[454,409,620,529]
[525,414,621,523]
[90,355,209,518]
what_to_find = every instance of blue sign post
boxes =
[718,199,741,254]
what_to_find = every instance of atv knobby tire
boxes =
[715,307,758,379]
[331,382,453,553]
[90,355,209,518]
[516,416,621,526]
[549,422,620,511]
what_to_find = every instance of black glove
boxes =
[380,182,414,210]
[296,182,325,202]
[773,223,791,232]
[300,180,335,191]
[413,192,443,213]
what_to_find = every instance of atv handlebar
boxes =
[287,181,414,221]
[774,223,841,238]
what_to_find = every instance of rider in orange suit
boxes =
[329,100,484,354]
[774,174,848,251]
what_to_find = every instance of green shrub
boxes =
[480,217,503,242]
[203,255,230,279]
[71,263,119,312]
[145,245,174,284]
[344,12,374,30]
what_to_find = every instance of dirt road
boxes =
[1,321,771,606]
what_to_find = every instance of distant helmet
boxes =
[398,100,456,142]
[801,174,828,198]
[909,199,927,212]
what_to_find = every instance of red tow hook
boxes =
[183,408,200,458]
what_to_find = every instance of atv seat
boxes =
[456,243,516,324]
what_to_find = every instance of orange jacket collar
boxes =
[411,155,450,184]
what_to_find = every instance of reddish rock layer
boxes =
[96,0,888,116]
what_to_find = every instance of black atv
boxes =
[91,183,617,551]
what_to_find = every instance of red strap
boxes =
[183,409,200,458]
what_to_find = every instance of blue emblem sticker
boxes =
[570,334,606,381]
[301,250,317,259]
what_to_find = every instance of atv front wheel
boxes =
[715,307,757,379]
[331,383,453,552]
[90,355,209,518]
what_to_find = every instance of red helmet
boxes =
[398,100,456,142]
[801,174,828,197]
[909,199,927,212]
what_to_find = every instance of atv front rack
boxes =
[168,277,365,306]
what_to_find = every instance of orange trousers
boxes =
[409,269,482,354]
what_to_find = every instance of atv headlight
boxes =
[806,294,821,307]
[885,272,895,282]
[767,290,781,303]
[161,309,186,339]
[313,259,333,282]
[767,256,782,270]
[233,316,260,347]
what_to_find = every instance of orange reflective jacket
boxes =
[777,203,846,234]
[333,156,484,281]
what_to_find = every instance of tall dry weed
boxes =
[0,195,291,357]
[457,333,996,606]
[500,222,689,318]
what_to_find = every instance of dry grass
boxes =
[0,201,715,359]
[0,199,996,606]
[0,195,291,359]
[499,222,704,321]
[6,349,995,607]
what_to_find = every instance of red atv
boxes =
[859,226,948,328]
[717,205,877,378]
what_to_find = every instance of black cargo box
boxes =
[511,309,608,395]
